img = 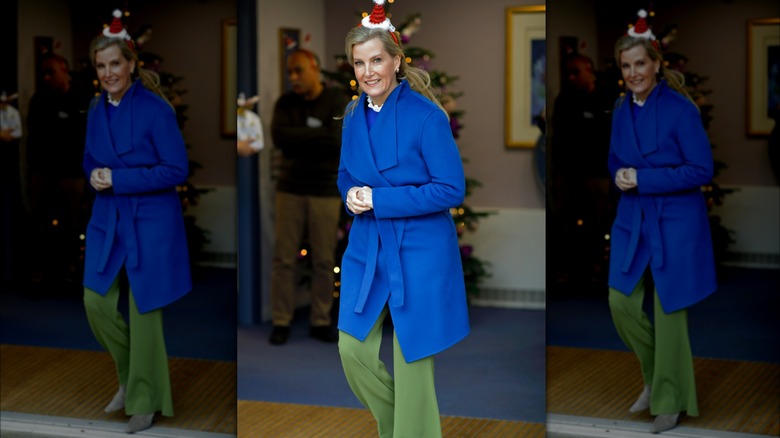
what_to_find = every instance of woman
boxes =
[82,10,191,434]
[336,2,469,437]
[607,10,716,434]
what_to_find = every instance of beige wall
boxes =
[17,0,72,123]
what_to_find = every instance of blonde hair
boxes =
[614,35,696,108]
[342,26,447,118]
[89,35,174,110]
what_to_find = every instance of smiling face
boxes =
[619,44,660,102]
[94,43,135,102]
[351,37,401,107]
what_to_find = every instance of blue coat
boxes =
[608,81,717,313]
[82,81,192,313]
[337,80,470,362]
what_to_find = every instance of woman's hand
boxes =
[90,167,113,191]
[615,167,637,191]
[347,186,372,214]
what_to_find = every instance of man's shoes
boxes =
[126,413,154,434]
[651,413,679,434]
[269,326,290,345]
[309,326,338,343]
[104,384,126,413]
[629,384,651,413]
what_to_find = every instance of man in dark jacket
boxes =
[26,53,94,289]
[269,49,349,345]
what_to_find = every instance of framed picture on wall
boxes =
[505,5,546,148]
[746,17,779,137]
[221,19,237,138]
[279,28,301,94]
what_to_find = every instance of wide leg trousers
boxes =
[339,308,441,438]
[83,278,174,416]
[608,275,699,416]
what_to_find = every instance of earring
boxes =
[395,67,399,73]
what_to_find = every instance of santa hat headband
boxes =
[102,9,136,52]
[627,9,660,51]
[360,0,400,45]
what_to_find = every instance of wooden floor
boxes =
[7,343,774,436]
[0,344,236,434]
[547,346,780,436]
[238,400,544,438]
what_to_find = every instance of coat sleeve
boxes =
[372,109,466,219]
[111,106,189,194]
[82,103,102,184]
[337,146,360,217]
[607,98,625,180]
[636,103,713,194]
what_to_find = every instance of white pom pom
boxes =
[374,0,385,5]
[113,9,122,18]
[638,9,647,18]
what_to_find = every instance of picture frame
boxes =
[221,19,237,138]
[279,28,301,94]
[505,5,546,148]
[746,17,779,137]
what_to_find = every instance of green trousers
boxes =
[339,308,441,438]
[84,279,174,416]
[608,276,699,416]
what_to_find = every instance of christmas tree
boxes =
[322,11,493,298]
[132,26,212,264]
[657,25,736,265]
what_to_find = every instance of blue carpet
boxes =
[0,267,236,362]
[237,305,546,424]
[546,266,780,363]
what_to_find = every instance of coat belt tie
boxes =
[96,195,140,273]
[353,218,405,313]
[621,195,664,273]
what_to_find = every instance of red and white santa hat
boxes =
[104,10,130,39]
[627,9,656,41]
[102,9,137,52]
[362,0,395,32]
[360,0,400,45]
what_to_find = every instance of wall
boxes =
[17,0,72,135]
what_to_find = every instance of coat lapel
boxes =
[110,81,139,156]
[634,83,660,156]
[344,82,407,188]
[615,84,665,168]
[369,83,402,172]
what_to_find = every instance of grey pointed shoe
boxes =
[104,385,126,413]
[629,384,651,413]
[126,413,154,434]
[651,413,679,434]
